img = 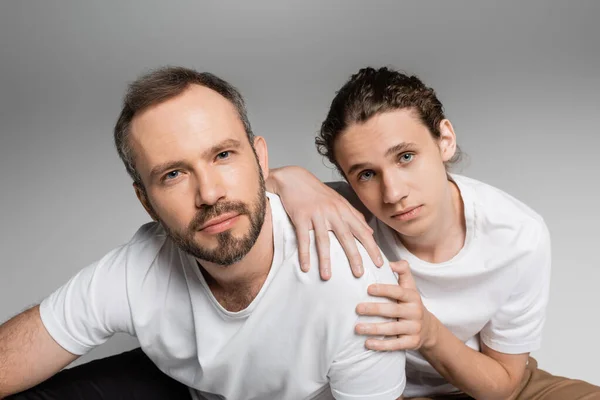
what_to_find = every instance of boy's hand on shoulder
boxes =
[354,260,440,351]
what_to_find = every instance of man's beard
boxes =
[163,171,267,266]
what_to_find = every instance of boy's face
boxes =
[334,108,457,239]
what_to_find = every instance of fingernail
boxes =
[368,285,378,295]
[357,305,366,314]
[355,264,363,275]
[301,262,309,272]
[377,256,383,265]
[357,325,369,334]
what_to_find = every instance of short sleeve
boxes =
[480,219,552,354]
[327,266,406,399]
[39,245,135,355]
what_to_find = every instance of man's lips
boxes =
[198,213,241,232]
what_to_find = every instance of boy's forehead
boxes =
[340,111,432,150]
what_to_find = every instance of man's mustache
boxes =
[188,201,251,231]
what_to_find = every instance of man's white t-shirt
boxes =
[332,174,551,398]
[39,193,406,400]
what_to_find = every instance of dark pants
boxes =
[8,348,192,400]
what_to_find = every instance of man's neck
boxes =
[199,202,274,312]
[400,179,466,264]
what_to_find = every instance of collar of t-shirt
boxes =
[187,192,287,319]
[373,173,477,272]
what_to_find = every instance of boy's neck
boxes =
[399,179,466,264]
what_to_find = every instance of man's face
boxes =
[334,109,456,238]
[130,84,268,265]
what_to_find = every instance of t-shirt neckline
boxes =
[384,174,477,268]
[188,193,285,318]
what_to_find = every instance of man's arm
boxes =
[328,327,406,400]
[0,306,78,398]
[325,245,406,400]
[0,241,140,398]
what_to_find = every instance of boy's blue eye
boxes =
[400,153,414,163]
[358,170,375,181]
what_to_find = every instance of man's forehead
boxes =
[133,85,237,127]
[130,88,244,146]
[128,90,248,176]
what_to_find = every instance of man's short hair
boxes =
[114,66,254,184]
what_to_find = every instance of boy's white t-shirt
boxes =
[332,174,551,398]
[39,193,406,400]
[371,174,551,397]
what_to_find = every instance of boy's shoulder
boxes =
[453,174,546,228]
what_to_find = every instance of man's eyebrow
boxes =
[202,138,243,158]
[149,139,244,180]
[150,161,189,180]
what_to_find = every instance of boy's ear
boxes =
[438,119,457,162]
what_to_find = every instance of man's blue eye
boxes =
[165,171,180,180]
[216,151,230,159]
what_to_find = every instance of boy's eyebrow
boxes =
[384,142,417,158]
[347,162,372,177]
[347,142,418,176]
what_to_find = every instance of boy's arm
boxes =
[267,166,382,280]
[357,221,551,400]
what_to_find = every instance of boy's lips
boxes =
[391,205,423,221]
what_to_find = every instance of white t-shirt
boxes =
[332,174,551,398]
[40,193,406,400]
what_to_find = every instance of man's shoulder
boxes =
[297,231,397,304]
[129,221,167,244]
[268,191,396,300]
[95,222,172,275]
[123,221,171,255]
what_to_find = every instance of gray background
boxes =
[1,0,599,384]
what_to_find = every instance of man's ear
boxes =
[438,119,457,162]
[134,183,159,221]
[253,136,269,181]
